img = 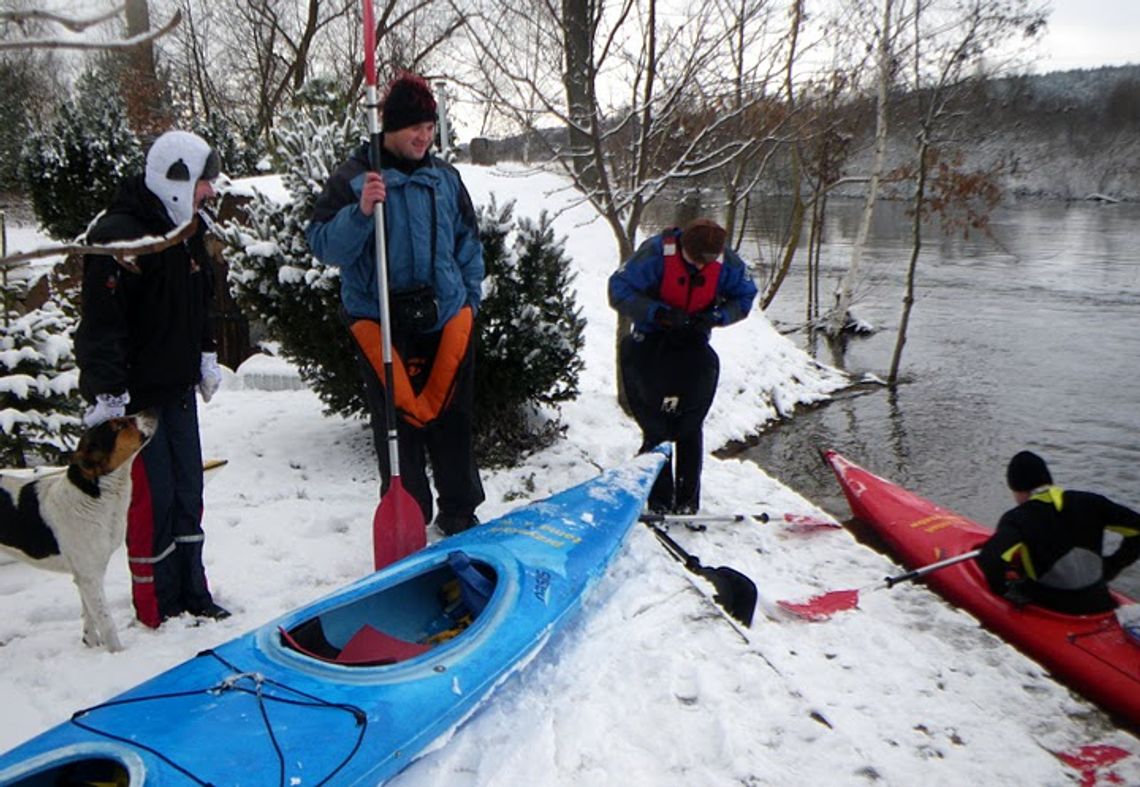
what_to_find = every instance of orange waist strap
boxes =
[350,306,474,428]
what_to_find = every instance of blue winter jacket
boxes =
[608,228,758,335]
[306,142,483,329]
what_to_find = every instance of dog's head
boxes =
[67,411,158,496]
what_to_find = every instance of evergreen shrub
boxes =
[0,269,82,467]
[20,68,143,240]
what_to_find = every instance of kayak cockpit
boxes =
[2,756,132,786]
[280,551,497,667]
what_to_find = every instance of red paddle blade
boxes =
[373,479,426,570]
[777,589,860,621]
[361,0,377,86]
[782,513,842,531]
[1053,744,1132,786]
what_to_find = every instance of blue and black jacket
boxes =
[306,140,483,330]
[608,228,757,336]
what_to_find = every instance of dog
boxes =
[0,411,156,652]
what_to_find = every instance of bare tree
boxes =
[461,0,791,260]
[825,0,896,336]
[716,0,795,247]
[161,0,464,146]
[886,0,1047,383]
[459,0,808,405]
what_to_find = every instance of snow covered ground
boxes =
[1,164,1138,785]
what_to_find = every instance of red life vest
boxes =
[659,236,722,314]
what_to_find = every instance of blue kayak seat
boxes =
[447,551,495,617]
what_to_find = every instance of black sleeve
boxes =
[310,157,365,225]
[75,254,132,399]
[190,226,217,353]
[977,513,1025,595]
[1091,494,1140,580]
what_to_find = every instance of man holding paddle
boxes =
[307,72,485,546]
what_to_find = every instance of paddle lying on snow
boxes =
[645,522,758,627]
[777,549,982,621]
[639,512,840,532]
[362,0,426,570]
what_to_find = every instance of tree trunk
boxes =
[613,231,634,414]
[827,0,892,336]
[762,146,805,310]
[889,136,927,384]
[562,0,599,193]
[123,0,166,136]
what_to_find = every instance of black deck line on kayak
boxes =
[63,649,369,787]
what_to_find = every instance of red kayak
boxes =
[824,449,1140,730]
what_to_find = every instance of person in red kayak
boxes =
[977,450,1140,613]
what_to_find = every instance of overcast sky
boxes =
[1035,0,1140,71]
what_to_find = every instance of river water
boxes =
[657,196,1140,595]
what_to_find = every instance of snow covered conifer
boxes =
[20,67,143,240]
[473,198,585,464]
[220,107,366,417]
[0,271,82,468]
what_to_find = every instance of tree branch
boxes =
[0,5,125,32]
[1,219,200,271]
[0,9,182,51]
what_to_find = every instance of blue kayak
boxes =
[0,449,666,786]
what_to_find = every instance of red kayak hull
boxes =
[824,449,1140,730]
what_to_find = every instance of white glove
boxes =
[198,352,223,403]
[83,392,129,428]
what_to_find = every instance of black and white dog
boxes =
[0,412,156,652]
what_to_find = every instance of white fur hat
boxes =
[144,130,220,227]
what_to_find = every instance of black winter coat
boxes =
[75,175,216,410]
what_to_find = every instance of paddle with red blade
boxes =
[362,0,426,569]
[638,511,840,533]
[778,549,982,621]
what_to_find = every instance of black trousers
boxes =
[354,326,485,525]
[620,331,719,512]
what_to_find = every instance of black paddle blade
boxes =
[648,523,758,628]
[698,564,758,628]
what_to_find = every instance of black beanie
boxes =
[1006,450,1052,492]
[680,218,727,263]
[382,73,437,133]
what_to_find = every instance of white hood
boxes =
[143,131,219,227]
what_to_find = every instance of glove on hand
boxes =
[687,308,724,332]
[198,352,223,403]
[83,392,129,428]
[654,305,688,331]
[1002,579,1033,608]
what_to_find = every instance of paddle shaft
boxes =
[640,513,752,526]
[647,522,701,566]
[361,0,400,482]
[883,549,982,588]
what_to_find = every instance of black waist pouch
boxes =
[391,285,438,333]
